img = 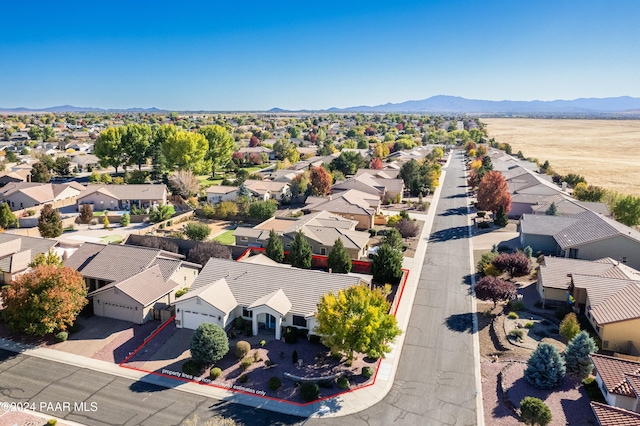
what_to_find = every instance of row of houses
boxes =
[0,182,168,212]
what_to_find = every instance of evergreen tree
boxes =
[559,312,581,342]
[372,243,403,284]
[564,331,598,379]
[190,323,229,366]
[289,230,312,269]
[0,203,17,229]
[494,204,509,227]
[265,229,284,263]
[545,202,559,216]
[524,343,566,389]
[327,239,352,273]
[383,228,403,251]
[38,204,63,238]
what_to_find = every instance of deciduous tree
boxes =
[329,151,366,176]
[121,123,152,170]
[309,166,331,196]
[163,130,210,174]
[169,170,200,198]
[612,195,640,227]
[369,157,383,169]
[559,312,581,342]
[524,343,566,389]
[474,276,516,308]
[0,202,17,229]
[248,200,277,220]
[315,284,401,361]
[200,125,235,177]
[290,171,310,198]
[78,204,93,224]
[491,252,531,277]
[395,218,419,238]
[327,238,352,273]
[28,250,62,267]
[185,222,212,241]
[477,171,511,213]
[187,241,232,265]
[266,229,284,263]
[38,204,62,238]
[94,127,125,173]
[289,230,312,269]
[190,323,229,366]
[0,265,87,335]
[31,161,51,183]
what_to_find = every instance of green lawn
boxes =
[212,229,235,245]
[197,175,223,188]
[101,235,124,244]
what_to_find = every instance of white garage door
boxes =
[182,310,217,330]
[103,302,137,323]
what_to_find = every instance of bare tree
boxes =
[169,170,200,198]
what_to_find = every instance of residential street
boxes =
[0,349,303,426]
[308,149,479,425]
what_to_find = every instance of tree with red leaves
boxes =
[1,265,87,335]
[309,133,318,144]
[395,123,404,131]
[492,252,532,277]
[370,157,383,170]
[249,135,260,147]
[309,166,332,196]
[364,127,376,136]
[231,151,245,165]
[475,276,516,308]
[477,171,511,213]
[248,152,263,165]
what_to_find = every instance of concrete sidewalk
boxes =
[0,155,452,421]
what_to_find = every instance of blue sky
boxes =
[1,1,638,111]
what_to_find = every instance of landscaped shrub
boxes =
[175,288,188,298]
[318,379,333,389]
[235,341,251,359]
[292,350,299,364]
[240,356,253,371]
[509,329,524,339]
[519,397,552,426]
[508,312,519,319]
[268,376,282,391]
[284,326,298,343]
[362,366,375,378]
[47,420,57,426]
[300,382,320,402]
[508,300,525,312]
[239,374,248,383]
[559,312,581,342]
[253,350,260,362]
[309,334,321,344]
[492,252,532,277]
[182,359,203,376]
[525,322,534,329]
[337,376,350,389]
[55,331,68,342]
[209,367,222,379]
[368,228,377,237]
[235,317,244,329]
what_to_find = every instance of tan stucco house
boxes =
[76,184,168,211]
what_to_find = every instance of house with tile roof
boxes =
[304,189,381,230]
[64,243,200,323]
[205,185,240,204]
[0,182,81,210]
[536,256,640,306]
[173,257,367,339]
[591,402,640,425]
[244,179,290,201]
[76,184,167,211]
[0,234,59,283]
[520,210,640,270]
[332,172,404,204]
[590,354,640,412]
[233,210,370,259]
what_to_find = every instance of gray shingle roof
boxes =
[554,210,629,248]
[520,214,580,237]
[0,234,57,272]
[63,242,106,272]
[190,258,365,317]
[78,244,163,282]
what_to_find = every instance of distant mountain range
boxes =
[273,95,640,114]
[0,105,163,113]
[3,96,640,114]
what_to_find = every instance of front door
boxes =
[265,314,276,329]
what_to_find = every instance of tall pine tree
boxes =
[289,230,312,269]
[327,239,352,273]
[265,229,284,263]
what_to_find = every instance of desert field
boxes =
[483,118,640,196]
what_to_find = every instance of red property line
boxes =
[118,256,410,405]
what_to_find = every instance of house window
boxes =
[320,248,326,255]
[569,248,579,259]
[292,315,307,327]
[242,237,248,241]
[242,308,253,318]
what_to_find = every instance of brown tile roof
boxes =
[591,402,640,425]
[591,354,640,397]
[589,281,640,325]
[626,373,640,399]
[79,184,167,201]
[539,256,619,290]
[77,244,163,282]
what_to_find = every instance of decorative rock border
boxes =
[284,371,343,383]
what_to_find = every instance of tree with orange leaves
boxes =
[370,157,383,170]
[309,166,332,196]
[1,265,87,335]
[477,171,511,213]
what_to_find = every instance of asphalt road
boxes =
[0,349,303,426]
[309,149,478,426]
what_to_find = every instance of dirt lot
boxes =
[483,118,640,196]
